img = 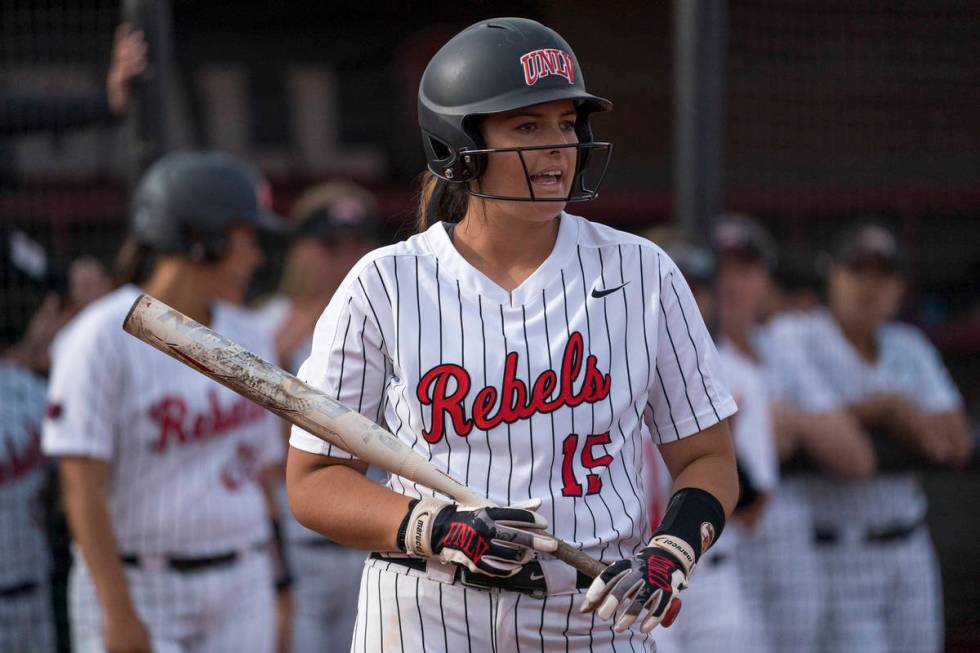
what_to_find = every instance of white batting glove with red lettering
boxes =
[399,497,557,577]
[580,535,691,633]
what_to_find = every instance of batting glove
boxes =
[580,535,691,633]
[398,497,557,577]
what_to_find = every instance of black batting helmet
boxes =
[418,17,613,202]
[130,151,276,261]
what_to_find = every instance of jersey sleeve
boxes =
[728,364,778,492]
[289,269,390,458]
[646,254,737,443]
[903,329,963,413]
[42,313,123,460]
[760,317,841,413]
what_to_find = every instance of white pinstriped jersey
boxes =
[758,311,840,414]
[42,285,284,555]
[290,213,736,560]
[0,362,50,586]
[767,309,961,528]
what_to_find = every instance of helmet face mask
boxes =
[418,18,613,204]
[460,142,612,203]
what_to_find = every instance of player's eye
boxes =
[516,122,537,133]
[560,120,576,132]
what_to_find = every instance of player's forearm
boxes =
[259,464,283,520]
[660,420,739,516]
[927,410,973,467]
[286,448,412,551]
[794,410,876,478]
[59,457,138,616]
[848,392,903,429]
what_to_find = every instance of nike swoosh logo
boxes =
[529,572,545,581]
[591,282,629,298]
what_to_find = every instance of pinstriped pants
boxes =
[816,527,942,653]
[352,557,657,653]
[69,550,274,653]
[0,580,56,653]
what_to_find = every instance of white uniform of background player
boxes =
[0,361,56,653]
[43,286,282,652]
[766,224,970,653]
[253,180,384,653]
[795,312,958,652]
[42,151,285,653]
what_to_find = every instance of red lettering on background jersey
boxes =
[417,332,611,443]
[149,390,266,453]
[0,422,44,487]
[519,48,576,86]
[220,442,260,491]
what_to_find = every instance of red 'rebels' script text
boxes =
[149,390,266,453]
[0,422,43,487]
[417,331,611,443]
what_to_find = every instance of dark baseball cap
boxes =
[711,213,778,271]
[291,180,382,244]
[831,223,903,273]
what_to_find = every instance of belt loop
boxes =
[424,559,457,584]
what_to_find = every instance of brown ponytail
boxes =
[112,236,155,288]
[415,171,469,234]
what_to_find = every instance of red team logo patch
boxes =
[520,48,575,86]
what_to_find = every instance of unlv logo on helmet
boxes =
[520,49,576,86]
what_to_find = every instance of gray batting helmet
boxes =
[418,17,613,202]
[130,151,276,261]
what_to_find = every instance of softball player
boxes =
[714,217,876,653]
[42,151,284,653]
[0,358,55,653]
[778,224,971,653]
[287,18,739,653]
[255,180,383,653]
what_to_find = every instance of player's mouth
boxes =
[529,167,566,191]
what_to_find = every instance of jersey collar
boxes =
[425,212,580,307]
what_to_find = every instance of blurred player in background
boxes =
[641,223,774,653]
[1,253,111,653]
[42,151,285,653]
[780,223,972,653]
[718,216,877,653]
[254,180,383,653]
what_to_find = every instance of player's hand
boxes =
[580,540,689,633]
[275,588,294,653]
[106,23,147,116]
[103,606,153,653]
[884,395,954,464]
[400,497,557,577]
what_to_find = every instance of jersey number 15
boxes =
[560,432,613,497]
